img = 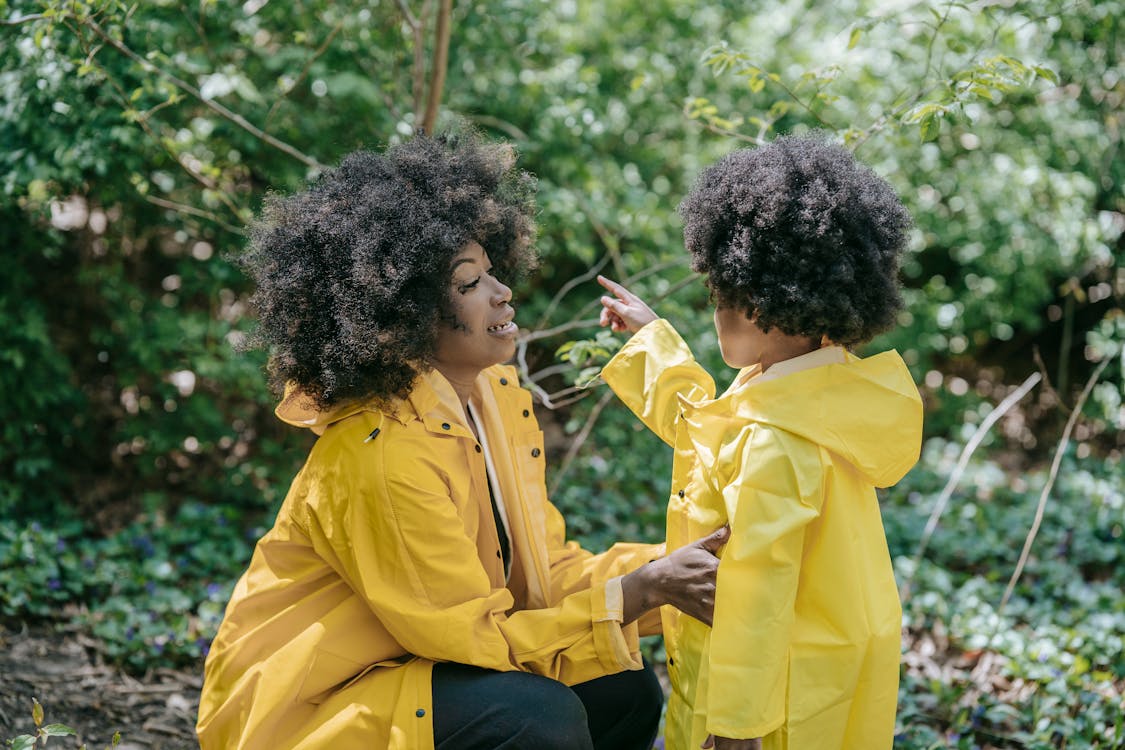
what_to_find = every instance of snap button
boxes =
[496,550,502,558]
[499,377,508,385]
[416,708,426,718]
[531,448,541,457]
[441,423,450,430]
[475,445,482,453]
[522,409,529,417]
[678,489,685,497]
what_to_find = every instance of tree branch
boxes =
[421,0,452,134]
[996,357,1110,615]
[0,13,46,26]
[264,20,345,130]
[548,389,617,497]
[79,16,324,169]
[900,371,1041,602]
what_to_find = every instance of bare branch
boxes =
[144,195,247,235]
[265,20,345,130]
[535,255,611,330]
[997,357,1110,615]
[548,389,617,497]
[421,0,453,134]
[393,0,419,28]
[80,16,325,169]
[0,13,47,26]
[467,113,530,141]
[900,372,1041,602]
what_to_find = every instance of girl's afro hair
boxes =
[241,130,537,408]
[679,134,911,346]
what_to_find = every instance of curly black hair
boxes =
[241,130,538,408]
[678,134,911,346]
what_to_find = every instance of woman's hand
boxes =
[621,526,729,625]
[597,275,659,334]
[702,735,762,749]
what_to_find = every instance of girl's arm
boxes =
[597,276,716,445]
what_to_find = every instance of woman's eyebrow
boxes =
[450,257,479,272]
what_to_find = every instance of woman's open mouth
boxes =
[486,320,518,337]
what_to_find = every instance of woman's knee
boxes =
[433,665,592,750]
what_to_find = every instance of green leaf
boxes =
[31,697,44,727]
[1033,65,1060,85]
[10,735,37,750]
[848,27,862,50]
[41,723,77,737]
[919,112,940,142]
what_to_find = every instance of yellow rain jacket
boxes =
[197,365,661,750]
[601,320,923,750]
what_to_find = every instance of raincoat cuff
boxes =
[590,579,643,672]
[601,319,693,390]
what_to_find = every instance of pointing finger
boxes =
[597,274,634,301]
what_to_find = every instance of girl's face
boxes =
[714,306,769,369]
[714,305,820,371]
[433,241,519,377]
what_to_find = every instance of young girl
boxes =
[597,136,923,750]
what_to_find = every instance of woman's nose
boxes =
[491,277,512,305]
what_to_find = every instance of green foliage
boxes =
[0,502,262,671]
[886,441,1124,747]
[0,0,1121,743]
[4,697,120,750]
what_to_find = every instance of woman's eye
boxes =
[458,277,481,293]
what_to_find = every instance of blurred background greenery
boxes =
[1,0,1121,746]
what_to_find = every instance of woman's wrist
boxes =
[621,560,664,623]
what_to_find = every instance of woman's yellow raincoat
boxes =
[197,365,661,750]
[601,320,923,750]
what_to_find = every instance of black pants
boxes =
[432,660,664,750]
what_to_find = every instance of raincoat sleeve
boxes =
[706,429,823,739]
[300,436,644,685]
[541,500,664,600]
[600,319,716,446]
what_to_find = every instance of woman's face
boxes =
[433,241,519,377]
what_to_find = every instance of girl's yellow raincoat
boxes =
[601,320,923,750]
[197,365,661,750]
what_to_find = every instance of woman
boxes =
[196,131,727,750]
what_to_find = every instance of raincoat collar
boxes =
[275,367,502,440]
[679,347,922,489]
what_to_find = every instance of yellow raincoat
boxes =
[197,365,661,750]
[601,320,923,750]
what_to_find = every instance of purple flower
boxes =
[47,578,61,591]
[206,583,222,597]
[54,539,67,552]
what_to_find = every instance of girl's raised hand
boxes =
[597,275,658,334]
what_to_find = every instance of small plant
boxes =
[5,698,120,750]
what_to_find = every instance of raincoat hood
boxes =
[688,349,923,488]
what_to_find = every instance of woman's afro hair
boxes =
[241,130,537,408]
[679,134,911,346]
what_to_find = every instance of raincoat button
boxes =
[416,709,426,718]
[500,377,509,385]
[441,422,450,430]
[522,409,530,417]
[531,448,541,457]
[678,489,685,497]
[475,445,482,453]
[669,657,674,666]
[496,550,502,558]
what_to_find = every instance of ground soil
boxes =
[0,623,199,750]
